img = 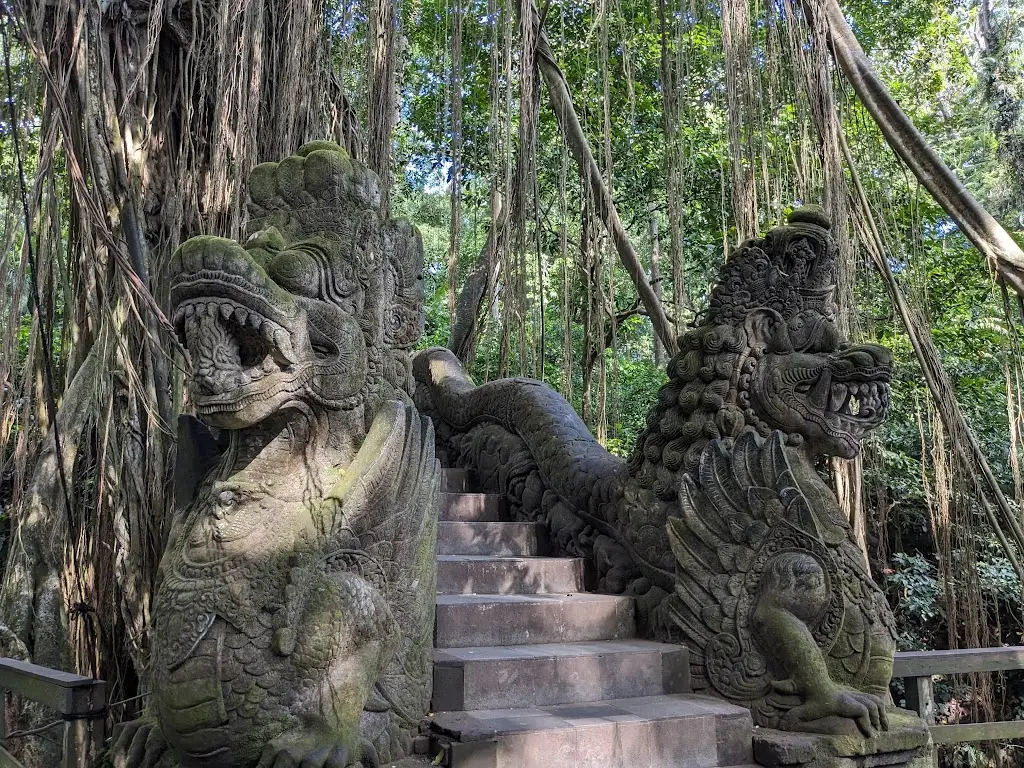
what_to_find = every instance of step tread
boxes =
[437,555,585,596]
[434,593,636,648]
[436,593,625,606]
[437,521,541,530]
[431,639,690,710]
[438,493,507,522]
[437,555,569,562]
[432,694,753,768]
[434,639,680,664]
[431,693,751,738]
[436,521,546,557]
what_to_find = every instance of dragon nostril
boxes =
[201,240,225,272]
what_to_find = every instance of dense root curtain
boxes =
[527,0,679,358]
[1,4,345,755]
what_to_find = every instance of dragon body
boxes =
[414,207,897,736]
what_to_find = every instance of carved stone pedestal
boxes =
[753,710,933,768]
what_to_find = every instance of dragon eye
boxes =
[268,250,320,298]
[795,382,813,394]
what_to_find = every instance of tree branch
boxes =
[809,0,1024,298]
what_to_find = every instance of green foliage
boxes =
[886,552,942,650]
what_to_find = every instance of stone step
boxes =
[432,640,689,711]
[435,593,635,648]
[441,468,475,493]
[439,493,507,523]
[437,522,546,557]
[437,556,584,595]
[430,694,754,768]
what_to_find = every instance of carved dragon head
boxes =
[630,206,892,500]
[170,141,424,429]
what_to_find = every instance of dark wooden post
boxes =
[903,675,937,768]
[0,659,106,768]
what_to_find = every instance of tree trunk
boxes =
[527,1,679,357]
[722,0,758,243]
[649,209,666,368]
[657,0,692,333]
[449,179,519,365]
[367,0,401,213]
[448,0,464,336]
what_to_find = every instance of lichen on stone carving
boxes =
[659,208,896,736]
[114,142,438,768]
[413,206,901,738]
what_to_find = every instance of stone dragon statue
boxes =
[114,142,439,768]
[414,207,897,738]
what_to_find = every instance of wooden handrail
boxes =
[0,658,106,768]
[892,646,1024,766]
[0,659,105,716]
[894,647,1024,677]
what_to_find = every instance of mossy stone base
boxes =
[753,709,932,768]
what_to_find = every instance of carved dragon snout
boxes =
[745,340,892,459]
[170,233,370,428]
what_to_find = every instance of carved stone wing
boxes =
[666,428,842,705]
[324,400,440,751]
[327,400,438,545]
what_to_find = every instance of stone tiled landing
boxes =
[432,694,753,768]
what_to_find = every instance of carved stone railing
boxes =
[893,647,1024,764]
[0,658,106,768]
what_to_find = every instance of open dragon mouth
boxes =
[802,375,890,427]
[762,343,894,457]
[828,379,887,422]
[173,298,299,400]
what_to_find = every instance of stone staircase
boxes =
[427,468,756,768]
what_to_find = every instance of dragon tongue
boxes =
[186,311,243,392]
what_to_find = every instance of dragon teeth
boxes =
[220,304,233,320]
[234,307,248,325]
[829,384,847,413]
[274,330,296,363]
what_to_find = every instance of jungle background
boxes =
[0,0,1022,765]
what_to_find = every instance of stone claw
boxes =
[780,686,890,738]
[109,718,168,768]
